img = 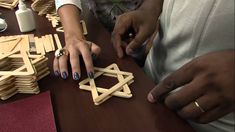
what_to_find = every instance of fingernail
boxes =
[91,53,97,60]
[88,72,94,79]
[54,71,60,76]
[73,72,80,80]
[61,72,68,79]
[147,93,156,103]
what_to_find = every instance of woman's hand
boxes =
[53,37,101,80]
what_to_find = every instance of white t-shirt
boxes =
[144,0,234,132]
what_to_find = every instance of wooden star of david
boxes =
[79,64,134,105]
[0,49,49,100]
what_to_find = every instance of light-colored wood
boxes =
[94,75,134,103]
[80,20,88,35]
[56,27,64,32]
[42,35,53,52]
[38,37,46,55]
[94,67,133,76]
[53,34,62,49]
[79,63,134,105]
[89,79,99,101]
[34,37,41,54]
[79,85,133,98]
[112,64,131,94]
[48,34,55,51]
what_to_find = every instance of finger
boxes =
[53,58,60,76]
[148,61,196,103]
[177,93,220,120]
[111,30,125,58]
[69,48,81,80]
[58,54,69,79]
[164,76,205,110]
[90,42,101,59]
[126,27,148,55]
[112,16,131,58]
[79,44,94,79]
[195,103,233,123]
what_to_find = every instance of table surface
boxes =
[0,2,195,132]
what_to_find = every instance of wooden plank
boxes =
[53,34,62,49]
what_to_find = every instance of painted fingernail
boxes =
[54,71,60,76]
[73,72,80,80]
[147,93,156,103]
[88,72,94,79]
[61,72,68,79]
[91,53,97,60]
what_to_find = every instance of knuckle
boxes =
[161,76,175,91]
[177,108,193,119]
[165,94,181,109]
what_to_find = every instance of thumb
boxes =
[126,27,148,55]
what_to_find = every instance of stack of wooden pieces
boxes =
[79,64,134,105]
[0,34,59,55]
[0,33,64,100]
[0,50,49,100]
[0,0,18,10]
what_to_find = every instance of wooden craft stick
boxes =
[79,85,133,98]
[94,67,133,76]
[48,34,55,51]
[89,79,99,101]
[42,36,53,52]
[0,90,18,100]
[112,64,131,94]
[80,20,88,35]
[79,64,115,85]
[56,27,64,32]
[0,38,18,43]
[94,75,134,103]
[53,34,62,49]
[4,38,22,53]
[38,37,46,55]
[34,37,41,54]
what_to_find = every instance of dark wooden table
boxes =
[0,2,195,132]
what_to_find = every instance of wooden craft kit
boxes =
[0,34,63,100]
[79,64,134,105]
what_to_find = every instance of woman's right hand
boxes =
[53,36,101,80]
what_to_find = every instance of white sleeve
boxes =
[55,0,82,11]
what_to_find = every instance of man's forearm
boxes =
[58,4,85,40]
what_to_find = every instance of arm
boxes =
[53,1,101,80]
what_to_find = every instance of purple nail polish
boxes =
[54,71,60,76]
[73,72,80,80]
[88,72,94,79]
[61,72,68,79]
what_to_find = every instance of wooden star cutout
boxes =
[0,49,49,100]
[79,64,134,105]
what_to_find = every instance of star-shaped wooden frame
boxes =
[0,49,49,100]
[79,64,134,105]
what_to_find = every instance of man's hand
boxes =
[111,0,163,58]
[112,9,157,58]
[148,50,235,123]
